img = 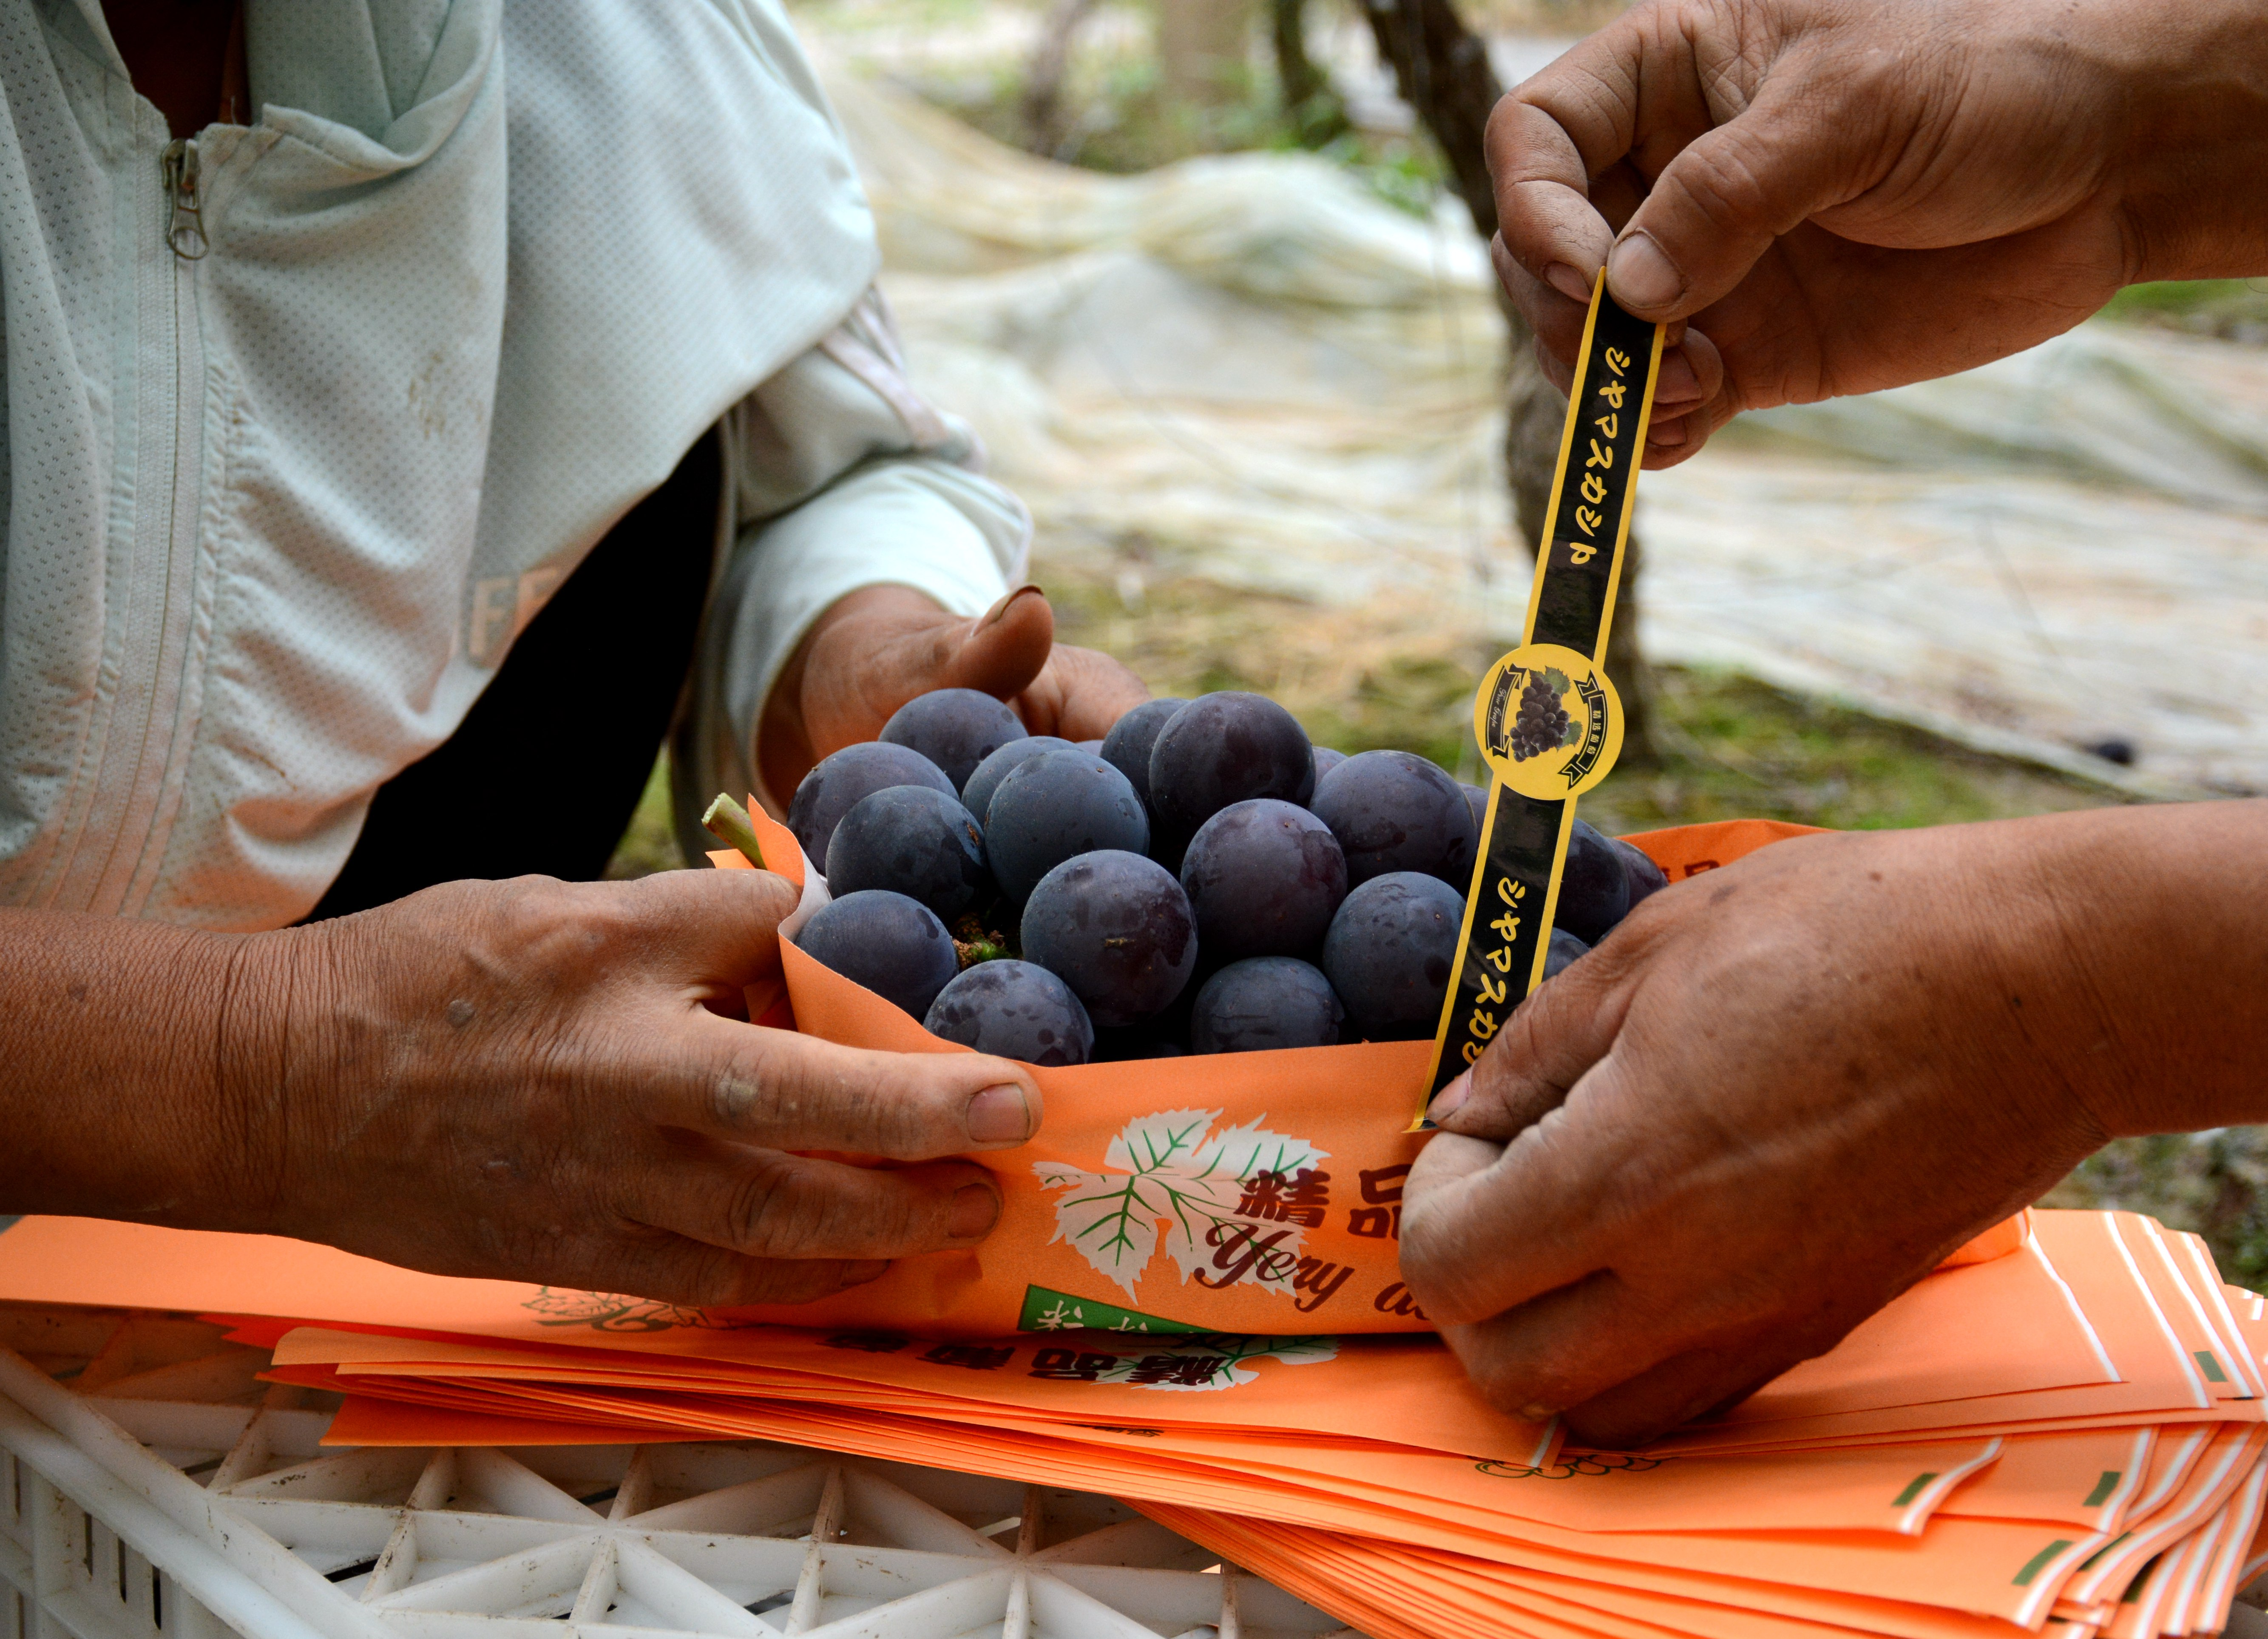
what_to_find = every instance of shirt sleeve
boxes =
[674,288,1030,848]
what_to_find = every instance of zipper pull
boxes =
[161,138,207,260]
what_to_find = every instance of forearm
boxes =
[0,908,285,1226]
[1970,800,2268,1136]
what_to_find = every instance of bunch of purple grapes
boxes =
[782,685,1666,1066]
[1509,673,1571,762]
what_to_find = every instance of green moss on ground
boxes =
[2100,278,2268,345]
[604,750,681,881]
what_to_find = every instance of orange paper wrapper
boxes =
[711,809,1994,1339]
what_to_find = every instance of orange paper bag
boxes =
[711,807,1824,1338]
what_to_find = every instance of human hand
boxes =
[760,584,1150,800]
[1488,0,2268,465]
[215,868,1045,1305]
[1398,806,2268,1446]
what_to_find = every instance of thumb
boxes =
[911,584,1055,705]
[1606,87,1883,321]
[1428,941,1632,1141]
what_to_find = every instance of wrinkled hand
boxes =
[1399,806,2268,1447]
[1489,0,2268,465]
[224,868,1045,1305]
[763,585,1150,799]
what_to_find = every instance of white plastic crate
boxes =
[0,1305,1359,1639]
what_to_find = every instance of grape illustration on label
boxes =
[1475,641,1624,803]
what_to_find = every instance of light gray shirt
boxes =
[0,0,1025,929]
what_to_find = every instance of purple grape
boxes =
[1612,835,1669,910]
[1179,798,1346,960]
[1099,697,1189,812]
[1311,747,1348,780]
[794,890,959,1020]
[1543,926,1590,981]
[962,736,1076,825]
[1190,957,1343,1054]
[923,960,1094,1066]
[985,750,1149,902]
[1076,738,1105,753]
[1020,850,1197,1026]
[1147,692,1315,832]
[1461,781,1488,840]
[1321,871,1465,1040]
[823,785,991,921]
[788,743,955,873]
[1310,750,1477,889]
[1554,818,1630,944]
[879,688,1027,793]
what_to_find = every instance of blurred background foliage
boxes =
[605,0,2268,1287]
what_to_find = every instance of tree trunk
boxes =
[1270,0,1351,146]
[1024,0,1102,155]
[1357,0,1653,759]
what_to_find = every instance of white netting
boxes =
[822,62,2268,797]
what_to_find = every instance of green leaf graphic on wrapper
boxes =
[1541,668,1571,695]
[1034,1109,1327,1300]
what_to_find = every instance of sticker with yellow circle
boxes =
[1473,642,1624,800]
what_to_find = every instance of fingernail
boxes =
[1646,415,1688,449]
[842,1259,890,1287]
[1606,231,1683,312]
[1518,1403,1558,1422]
[1544,262,1594,304]
[1655,347,1701,406]
[966,1083,1035,1144]
[981,584,1045,630]
[948,1183,1001,1239]
[1427,1071,1472,1123]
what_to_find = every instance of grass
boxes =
[1033,557,2136,833]
[836,0,1465,213]
[609,560,2139,871]
[604,751,683,881]
[935,48,1457,213]
[2099,278,2268,344]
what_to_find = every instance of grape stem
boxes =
[951,912,1012,969]
[701,793,769,870]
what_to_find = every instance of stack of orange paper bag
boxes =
[3,1203,2263,1638]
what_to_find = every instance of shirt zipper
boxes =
[75,134,210,912]
[161,138,207,260]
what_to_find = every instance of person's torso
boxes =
[0,0,877,929]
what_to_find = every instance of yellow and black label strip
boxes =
[1416,275,1667,1123]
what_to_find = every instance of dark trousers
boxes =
[306,433,722,920]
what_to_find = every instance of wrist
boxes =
[0,911,287,1227]
[1976,802,2268,1139]
[203,923,324,1235]
[2100,0,2268,281]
